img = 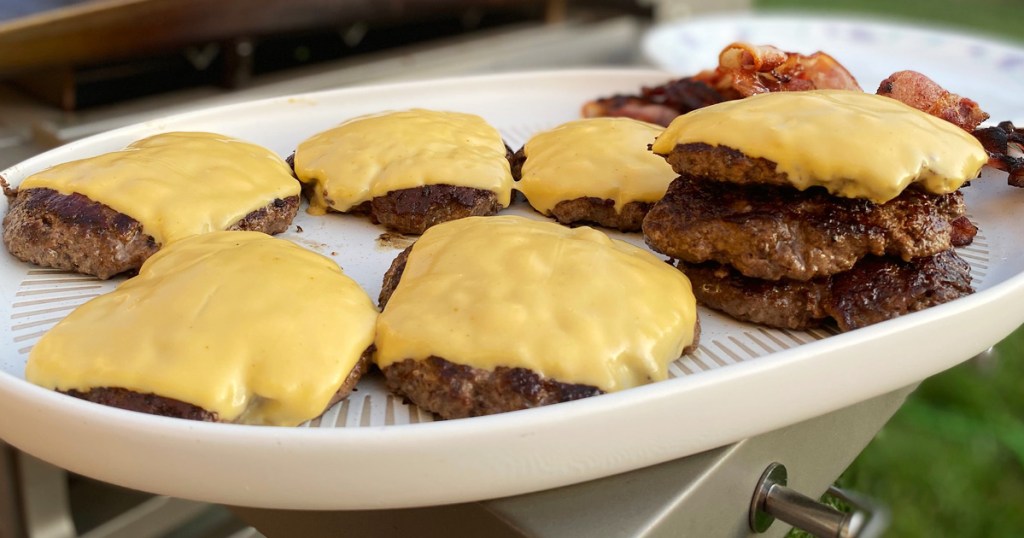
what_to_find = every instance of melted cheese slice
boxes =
[294,109,513,213]
[375,216,698,392]
[651,90,988,203]
[19,132,300,245]
[517,117,677,214]
[26,231,378,426]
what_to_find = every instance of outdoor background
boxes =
[754,1,1024,535]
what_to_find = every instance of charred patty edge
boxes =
[369,185,501,235]
[546,197,654,232]
[382,356,603,419]
[680,249,974,332]
[62,345,374,423]
[660,142,794,187]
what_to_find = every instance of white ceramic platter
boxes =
[0,63,1023,510]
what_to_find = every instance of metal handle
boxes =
[749,462,889,538]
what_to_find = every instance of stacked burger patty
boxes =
[642,90,987,332]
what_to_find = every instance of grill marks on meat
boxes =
[3,188,159,280]
[644,175,966,281]
[876,70,990,132]
[682,250,973,332]
[973,121,1024,187]
[62,346,373,423]
[1,185,300,279]
[828,250,973,331]
[378,245,606,419]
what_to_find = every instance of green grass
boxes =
[835,330,1024,536]
[757,0,1024,44]
[749,1,1024,536]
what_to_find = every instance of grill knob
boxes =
[749,462,889,538]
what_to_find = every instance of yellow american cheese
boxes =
[517,117,678,214]
[293,108,513,213]
[375,216,698,392]
[19,132,300,245]
[651,90,988,203]
[26,231,378,426]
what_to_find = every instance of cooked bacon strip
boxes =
[974,121,1024,187]
[581,78,725,127]
[705,43,861,97]
[876,70,990,131]
[581,42,861,125]
[581,97,687,127]
[719,43,791,72]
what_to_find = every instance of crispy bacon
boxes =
[876,70,990,131]
[973,121,1024,187]
[581,97,689,127]
[581,78,724,127]
[581,42,861,125]
[703,43,861,98]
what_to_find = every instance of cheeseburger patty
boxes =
[682,250,973,331]
[2,186,299,279]
[289,154,505,235]
[510,116,676,232]
[643,174,967,281]
[27,231,378,425]
[291,109,514,235]
[378,245,700,419]
[509,148,654,231]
